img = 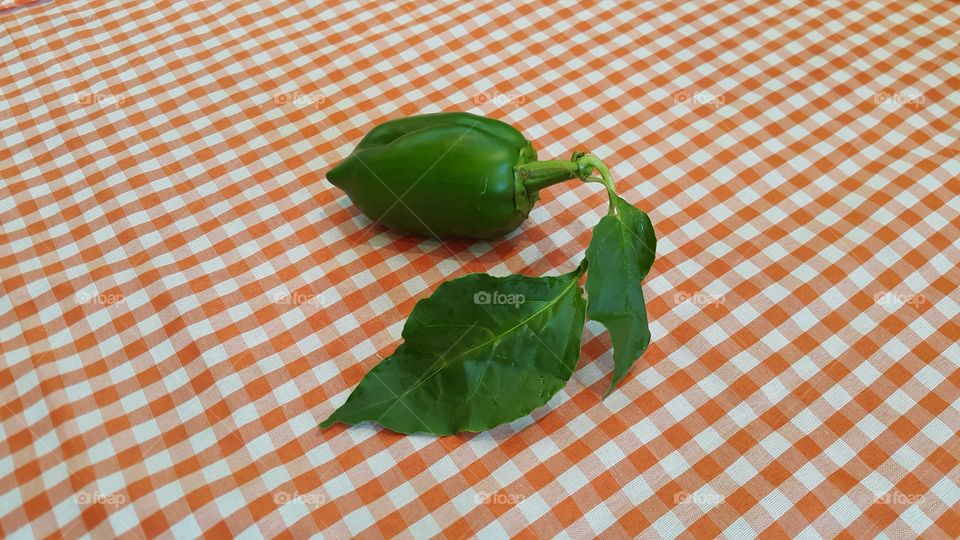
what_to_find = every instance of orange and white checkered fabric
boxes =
[2,0,958,538]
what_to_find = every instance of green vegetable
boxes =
[326,112,586,238]
[322,113,657,435]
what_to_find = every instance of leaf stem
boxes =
[575,155,618,215]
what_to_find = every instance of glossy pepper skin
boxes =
[327,112,579,239]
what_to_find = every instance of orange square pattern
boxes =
[1,1,958,538]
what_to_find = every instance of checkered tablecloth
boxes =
[2,0,959,538]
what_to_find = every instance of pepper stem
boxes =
[516,159,582,192]
[518,153,619,215]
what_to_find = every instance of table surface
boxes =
[2,1,959,538]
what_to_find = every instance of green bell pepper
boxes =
[326,112,590,239]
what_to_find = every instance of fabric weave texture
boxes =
[1,1,958,538]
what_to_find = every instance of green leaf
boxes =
[320,269,587,435]
[584,195,657,395]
